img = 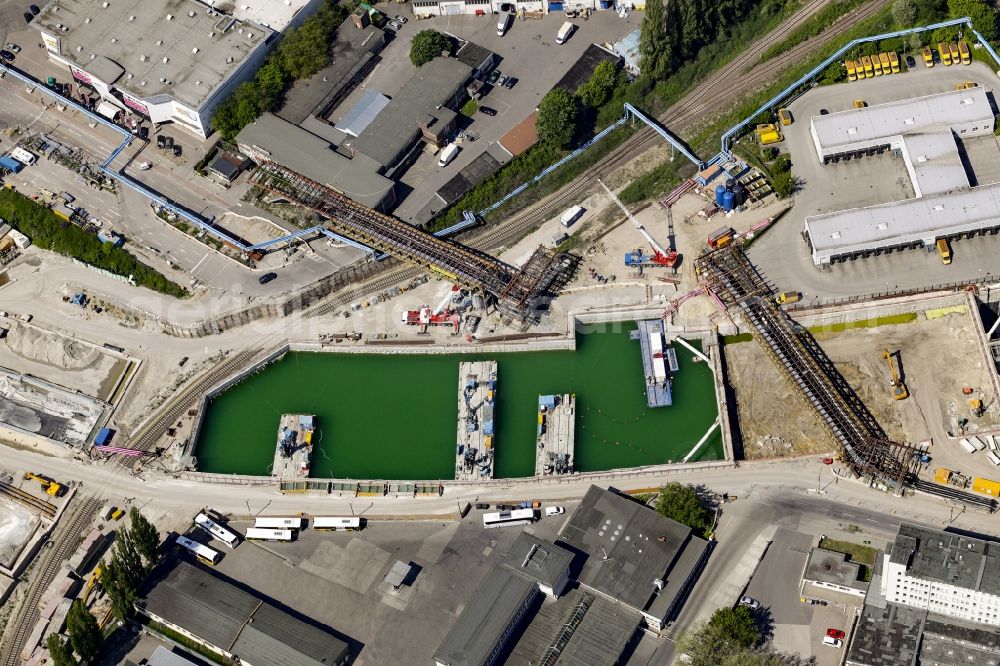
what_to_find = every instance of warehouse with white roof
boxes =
[803,87,998,266]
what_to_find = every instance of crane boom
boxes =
[598,179,666,256]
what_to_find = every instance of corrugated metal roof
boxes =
[805,182,1000,262]
[810,87,992,154]
[337,90,391,138]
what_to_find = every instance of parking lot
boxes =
[192,508,569,665]
[351,7,641,222]
[747,59,1000,303]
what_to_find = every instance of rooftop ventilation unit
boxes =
[208,31,215,37]
[126,73,132,79]
[84,17,92,23]
[195,80,201,85]
[166,14,173,20]
[247,32,253,39]
[156,40,162,46]
[102,1,109,7]
[159,77,166,83]
[653,578,664,591]
[89,54,96,59]
[192,47,199,54]
[140,80,146,85]
[189,11,196,17]
[139,54,147,62]
[62,26,69,32]
[128,15,135,21]
[110,37,118,43]
[76,46,83,52]
[226,56,233,63]
[162,57,169,63]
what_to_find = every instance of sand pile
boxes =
[5,325,100,369]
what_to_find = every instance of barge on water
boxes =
[536,394,575,476]
[631,320,679,408]
[272,414,315,479]
[456,361,497,481]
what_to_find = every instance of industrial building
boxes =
[803,88,998,266]
[410,0,615,17]
[801,547,869,599]
[342,57,474,178]
[879,523,1000,626]
[433,533,573,666]
[30,0,332,138]
[140,562,351,666]
[808,87,994,165]
[804,182,1000,266]
[235,112,396,211]
[556,485,709,631]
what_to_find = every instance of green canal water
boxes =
[196,324,723,479]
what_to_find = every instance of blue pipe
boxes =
[623,103,703,168]
[718,16,975,157]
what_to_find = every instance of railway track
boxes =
[0,497,102,666]
[0,482,56,518]
[125,347,265,453]
[308,0,889,316]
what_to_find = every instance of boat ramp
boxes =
[455,361,496,481]
[536,394,575,476]
[631,320,678,408]
[272,414,315,479]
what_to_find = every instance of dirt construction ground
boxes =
[726,305,1000,465]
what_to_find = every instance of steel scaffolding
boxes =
[696,245,922,490]
[250,161,566,322]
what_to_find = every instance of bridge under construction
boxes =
[695,246,921,490]
[249,161,570,323]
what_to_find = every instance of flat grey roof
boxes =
[804,182,1000,263]
[235,113,393,209]
[890,523,1000,596]
[846,603,923,666]
[899,132,969,197]
[338,90,390,138]
[557,485,706,617]
[498,532,573,589]
[436,151,502,205]
[805,547,868,591]
[433,567,538,666]
[348,57,471,169]
[277,18,385,126]
[143,563,349,666]
[809,87,993,155]
[35,0,271,110]
[507,588,640,666]
[454,41,496,71]
[147,646,199,666]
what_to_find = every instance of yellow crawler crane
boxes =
[882,349,909,400]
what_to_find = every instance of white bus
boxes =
[175,535,221,565]
[313,516,362,531]
[194,513,240,549]
[254,516,304,530]
[245,527,293,542]
[483,508,536,529]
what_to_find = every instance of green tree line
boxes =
[0,189,186,297]
[212,0,351,139]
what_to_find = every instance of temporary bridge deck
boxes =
[250,161,567,322]
[695,245,921,490]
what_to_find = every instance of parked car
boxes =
[258,272,278,285]
[30,4,41,14]
[497,75,510,88]
[819,108,829,115]
[393,14,408,23]
[0,51,14,62]
[475,502,489,510]
[138,126,148,140]
[5,43,21,54]
[479,106,497,116]
[156,135,166,149]
[172,145,182,157]
[905,55,916,68]
[386,20,403,31]
[826,629,846,640]
[822,637,843,648]
[503,76,517,89]
[488,69,502,85]
[739,596,761,610]
[545,506,565,516]
[23,11,33,23]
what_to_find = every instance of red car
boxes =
[827,628,846,640]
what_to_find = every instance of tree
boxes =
[892,0,917,28]
[949,0,998,40]
[410,30,450,67]
[578,61,618,108]
[66,600,103,664]
[536,88,579,149]
[101,558,138,621]
[128,507,161,569]
[46,634,77,666]
[654,482,712,537]
[708,606,758,649]
[639,0,669,81]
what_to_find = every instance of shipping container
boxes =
[987,452,1000,467]
[973,477,1000,497]
[0,156,23,173]
[960,438,977,454]
[969,436,986,451]
[934,467,952,484]
[778,108,793,126]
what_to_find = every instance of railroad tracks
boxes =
[0,497,102,666]
[126,347,265,453]
[0,482,56,519]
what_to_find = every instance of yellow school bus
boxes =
[936,238,951,264]
[922,46,933,67]
[958,41,971,65]
[939,42,952,65]
[888,51,900,73]
[879,52,891,74]
[872,53,883,75]
[949,43,960,66]
[846,59,857,82]
[862,55,874,77]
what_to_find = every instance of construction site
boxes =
[0,368,108,450]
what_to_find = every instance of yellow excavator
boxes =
[23,472,66,497]
[882,349,909,400]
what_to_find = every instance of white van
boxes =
[11,147,36,166]
[561,205,584,227]
[438,142,460,167]
[556,21,574,45]
[497,12,512,36]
